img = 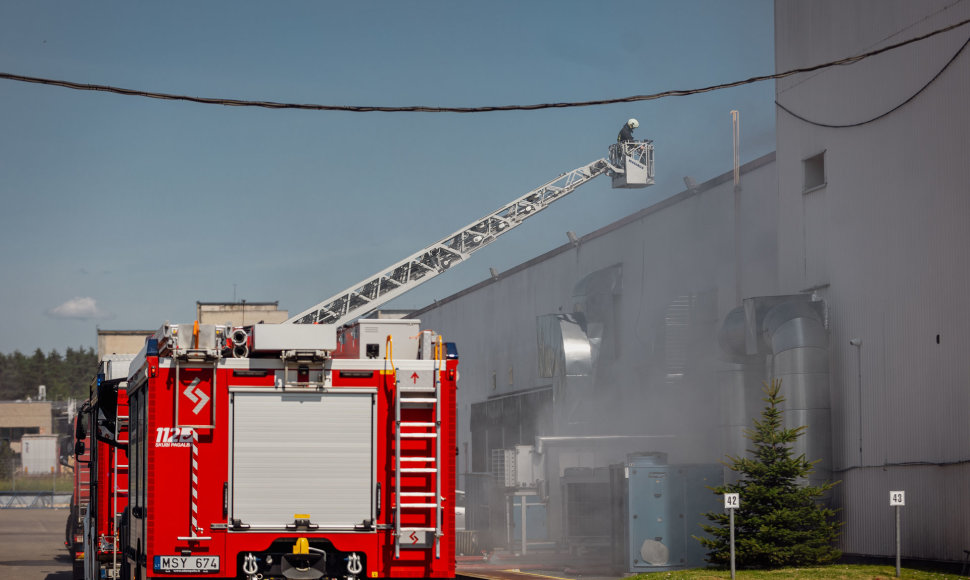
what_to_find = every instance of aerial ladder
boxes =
[286,140,654,326]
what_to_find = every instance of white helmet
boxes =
[627,118,639,129]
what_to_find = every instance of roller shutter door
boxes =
[231,391,374,528]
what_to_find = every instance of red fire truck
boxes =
[120,319,457,580]
[67,410,92,579]
[80,354,132,580]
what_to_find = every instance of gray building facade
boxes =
[411,0,970,566]
[415,153,780,559]
[774,0,970,562]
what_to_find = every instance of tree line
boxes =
[0,347,98,402]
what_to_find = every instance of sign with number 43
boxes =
[890,491,905,506]
[724,493,740,509]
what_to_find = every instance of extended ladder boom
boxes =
[287,159,609,325]
[287,141,654,326]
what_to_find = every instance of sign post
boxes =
[724,493,739,580]
[890,491,905,578]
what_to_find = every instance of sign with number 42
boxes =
[724,493,740,509]
[890,491,905,506]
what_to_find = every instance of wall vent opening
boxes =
[803,151,826,191]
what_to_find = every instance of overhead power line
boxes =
[776,32,970,128]
[1,16,969,113]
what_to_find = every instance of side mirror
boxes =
[74,441,86,457]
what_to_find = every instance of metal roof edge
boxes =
[410,151,776,318]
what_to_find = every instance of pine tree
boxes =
[698,378,841,568]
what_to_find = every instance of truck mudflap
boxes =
[237,538,365,580]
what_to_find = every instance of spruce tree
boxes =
[698,378,841,568]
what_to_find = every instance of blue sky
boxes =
[0,1,775,354]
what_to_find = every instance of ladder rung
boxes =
[400,398,437,404]
[399,527,436,533]
[400,503,437,508]
[400,422,436,427]
[399,457,435,462]
[400,492,435,497]
[401,467,438,473]
[401,433,437,438]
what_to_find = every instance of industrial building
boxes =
[95,302,288,359]
[195,300,288,326]
[413,0,970,568]
[97,330,155,358]
[0,401,54,454]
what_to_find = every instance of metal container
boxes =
[21,434,58,475]
[611,453,722,573]
[510,492,548,546]
[561,466,612,549]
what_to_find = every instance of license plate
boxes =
[153,555,220,573]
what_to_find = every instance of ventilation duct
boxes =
[535,265,622,435]
[571,264,622,367]
[537,312,593,433]
[717,295,831,487]
[536,313,592,379]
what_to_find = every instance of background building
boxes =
[196,301,288,326]
[413,0,970,567]
[97,330,155,359]
[96,302,288,360]
[0,401,53,454]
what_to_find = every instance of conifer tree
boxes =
[698,378,841,568]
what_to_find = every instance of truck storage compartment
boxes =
[230,390,375,528]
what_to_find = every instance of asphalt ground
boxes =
[457,548,623,580]
[0,509,623,580]
[0,508,72,580]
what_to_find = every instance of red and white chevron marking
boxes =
[190,428,200,536]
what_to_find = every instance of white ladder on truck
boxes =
[393,357,443,559]
[112,409,129,575]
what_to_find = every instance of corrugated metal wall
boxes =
[839,465,970,561]
[775,0,970,561]
[417,155,778,545]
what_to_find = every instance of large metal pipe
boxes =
[717,306,767,485]
[762,299,831,487]
[718,296,831,487]
[534,435,674,455]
